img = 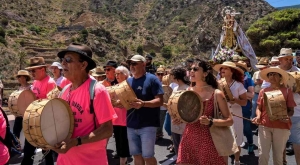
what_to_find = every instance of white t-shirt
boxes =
[228,81,247,115]
[293,93,300,117]
[171,84,189,134]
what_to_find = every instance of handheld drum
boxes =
[106,86,124,108]
[162,74,173,86]
[113,80,137,110]
[47,86,62,99]
[218,78,234,101]
[263,90,288,121]
[8,90,36,117]
[286,72,300,93]
[168,90,203,123]
[23,98,74,148]
[162,85,172,103]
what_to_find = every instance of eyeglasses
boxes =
[129,62,138,66]
[189,67,199,72]
[267,72,280,77]
[104,68,111,72]
[157,73,164,76]
[29,68,42,73]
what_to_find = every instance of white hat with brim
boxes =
[213,61,244,75]
[126,55,146,63]
[259,67,288,84]
[278,48,294,58]
[255,65,268,69]
[50,62,63,69]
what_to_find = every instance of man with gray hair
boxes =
[126,55,164,165]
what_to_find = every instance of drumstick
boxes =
[231,112,252,122]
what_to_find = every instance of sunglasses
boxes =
[267,72,280,77]
[157,73,164,76]
[60,57,73,63]
[104,68,111,72]
[189,67,199,72]
[29,68,42,73]
[129,62,138,66]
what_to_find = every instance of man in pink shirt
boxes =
[22,57,56,165]
[51,43,116,165]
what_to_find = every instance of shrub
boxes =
[0,36,7,46]
[150,50,156,57]
[137,45,143,55]
[1,18,8,26]
[161,46,172,59]
[0,27,5,37]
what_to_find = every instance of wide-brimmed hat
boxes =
[260,67,288,84]
[15,70,31,81]
[126,55,146,63]
[255,65,268,69]
[25,57,47,70]
[156,67,165,73]
[257,57,269,65]
[57,43,96,70]
[92,67,106,77]
[269,56,279,63]
[213,61,244,75]
[235,61,250,72]
[278,48,294,58]
[50,62,62,69]
[103,60,118,68]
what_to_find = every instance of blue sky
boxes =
[265,0,300,7]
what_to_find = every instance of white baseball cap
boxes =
[50,62,62,69]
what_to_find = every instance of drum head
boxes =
[177,91,202,123]
[41,99,74,146]
[162,85,172,103]
[17,90,36,116]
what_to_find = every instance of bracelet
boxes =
[208,118,214,127]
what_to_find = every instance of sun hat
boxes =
[213,61,244,75]
[25,57,47,70]
[57,43,96,70]
[259,67,288,84]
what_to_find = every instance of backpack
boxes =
[60,79,97,129]
[0,107,22,158]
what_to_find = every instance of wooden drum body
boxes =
[8,90,36,117]
[162,74,173,86]
[23,98,74,148]
[168,90,203,123]
[162,85,172,103]
[263,90,288,121]
[113,80,137,110]
[218,78,234,101]
[47,86,62,99]
[286,72,300,93]
[106,86,124,108]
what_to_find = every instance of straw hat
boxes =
[269,56,279,63]
[278,48,294,58]
[15,70,31,81]
[255,65,268,69]
[259,67,288,84]
[156,67,165,73]
[235,61,250,72]
[92,67,106,77]
[213,61,244,75]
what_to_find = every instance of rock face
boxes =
[0,0,274,87]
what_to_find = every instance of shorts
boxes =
[127,127,157,158]
[289,116,300,144]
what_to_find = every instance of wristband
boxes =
[76,137,82,146]
[208,118,214,127]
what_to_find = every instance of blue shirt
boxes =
[242,75,254,115]
[127,73,164,129]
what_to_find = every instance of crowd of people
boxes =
[0,43,300,165]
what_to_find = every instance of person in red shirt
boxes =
[252,67,296,165]
[22,57,56,165]
[0,107,9,165]
[52,43,116,165]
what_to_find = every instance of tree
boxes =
[18,51,27,70]
[246,9,300,56]
[136,45,143,55]
[149,50,156,57]
[161,46,172,59]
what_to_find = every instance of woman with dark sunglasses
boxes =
[176,59,233,165]
[252,67,296,165]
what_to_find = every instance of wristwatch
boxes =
[208,118,214,127]
[76,137,82,146]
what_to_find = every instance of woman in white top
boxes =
[168,67,190,155]
[214,61,247,165]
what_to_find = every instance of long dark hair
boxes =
[194,59,218,89]
[170,67,190,85]
[230,68,244,84]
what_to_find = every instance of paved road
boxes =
[6,115,296,165]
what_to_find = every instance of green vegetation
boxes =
[149,50,156,57]
[1,18,8,26]
[246,9,300,56]
[136,45,143,55]
[161,46,172,59]
[0,27,6,46]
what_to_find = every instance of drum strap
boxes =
[89,79,97,130]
